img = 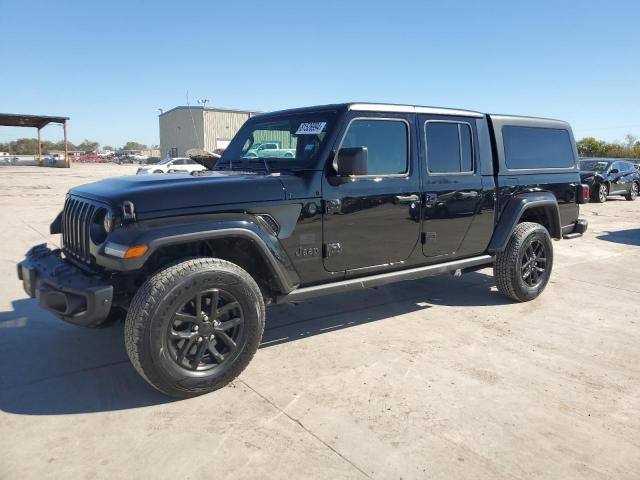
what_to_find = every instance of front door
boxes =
[322,113,421,272]
[419,115,484,258]
[608,161,627,194]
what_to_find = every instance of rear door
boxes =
[322,113,421,272]
[419,115,484,258]
[621,161,637,193]
[170,158,186,171]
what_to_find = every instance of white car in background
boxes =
[136,157,207,175]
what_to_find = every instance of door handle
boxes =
[395,194,419,204]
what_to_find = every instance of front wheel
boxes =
[494,222,554,302]
[625,182,638,201]
[124,258,265,397]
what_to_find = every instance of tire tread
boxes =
[494,222,551,302]
[124,257,264,397]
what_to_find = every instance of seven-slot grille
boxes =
[62,196,98,263]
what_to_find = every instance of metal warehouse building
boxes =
[159,106,258,158]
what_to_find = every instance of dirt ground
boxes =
[1,163,639,479]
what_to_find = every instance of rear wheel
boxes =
[124,258,265,397]
[153,169,163,174]
[625,182,638,201]
[593,183,608,203]
[494,222,553,302]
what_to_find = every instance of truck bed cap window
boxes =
[503,126,574,170]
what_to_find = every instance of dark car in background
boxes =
[579,158,639,202]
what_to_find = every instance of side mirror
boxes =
[610,168,619,174]
[335,147,368,176]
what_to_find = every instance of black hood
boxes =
[70,172,287,214]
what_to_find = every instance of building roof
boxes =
[0,113,69,129]
[159,106,258,117]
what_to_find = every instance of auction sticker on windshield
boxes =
[296,122,326,135]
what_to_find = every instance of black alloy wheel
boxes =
[520,239,547,287]
[494,221,554,302]
[167,288,244,371]
[124,257,265,397]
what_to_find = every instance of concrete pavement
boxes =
[1,164,639,479]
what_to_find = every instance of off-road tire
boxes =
[625,182,638,201]
[494,222,553,302]
[593,183,608,203]
[124,257,265,397]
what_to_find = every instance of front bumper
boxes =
[17,244,114,327]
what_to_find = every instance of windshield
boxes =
[156,157,174,165]
[219,111,336,170]
[580,160,610,172]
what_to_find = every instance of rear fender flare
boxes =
[488,192,561,253]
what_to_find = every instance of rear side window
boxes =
[503,126,574,169]
[425,121,474,174]
[341,119,408,175]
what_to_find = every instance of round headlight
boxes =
[103,210,114,233]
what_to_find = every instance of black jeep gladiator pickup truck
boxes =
[17,103,589,397]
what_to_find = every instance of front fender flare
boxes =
[488,192,561,253]
[96,215,300,293]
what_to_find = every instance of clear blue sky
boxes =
[1,0,639,147]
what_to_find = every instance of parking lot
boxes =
[1,164,639,479]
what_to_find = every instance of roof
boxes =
[159,106,259,117]
[581,157,637,162]
[256,103,484,119]
[348,103,484,118]
[0,113,69,129]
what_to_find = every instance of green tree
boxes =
[11,138,39,155]
[576,137,607,157]
[624,134,638,149]
[76,139,99,153]
[121,141,148,151]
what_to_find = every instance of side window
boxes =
[341,119,408,175]
[502,126,574,169]
[425,121,474,174]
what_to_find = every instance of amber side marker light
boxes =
[124,244,149,258]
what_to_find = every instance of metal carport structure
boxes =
[0,113,70,167]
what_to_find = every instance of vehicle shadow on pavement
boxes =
[0,272,508,415]
[597,228,640,246]
[261,271,511,348]
[0,298,170,416]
